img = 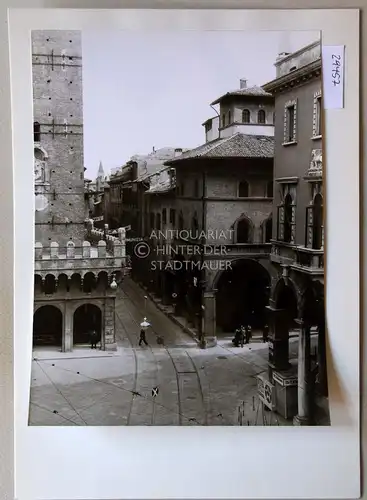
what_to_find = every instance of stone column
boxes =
[63,303,73,353]
[203,290,217,347]
[293,320,311,425]
[104,297,117,351]
[267,306,291,378]
[317,322,328,397]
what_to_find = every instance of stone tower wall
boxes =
[32,30,85,246]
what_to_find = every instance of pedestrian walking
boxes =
[139,328,148,346]
[262,324,269,343]
[245,325,252,344]
[90,329,99,349]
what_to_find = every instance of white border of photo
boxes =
[5,7,360,500]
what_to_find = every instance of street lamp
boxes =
[172,292,177,314]
[144,295,148,314]
[140,317,150,330]
[110,274,118,290]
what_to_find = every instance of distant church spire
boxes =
[97,160,105,178]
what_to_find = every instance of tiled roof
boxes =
[145,179,175,194]
[211,86,273,105]
[201,115,218,126]
[165,133,274,164]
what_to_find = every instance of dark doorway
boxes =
[33,305,62,347]
[216,259,270,332]
[73,304,102,345]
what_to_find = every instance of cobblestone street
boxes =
[29,279,301,426]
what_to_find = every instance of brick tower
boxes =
[31,31,126,353]
[32,30,85,246]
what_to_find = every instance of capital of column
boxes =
[293,415,310,426]
[266,305,285,316]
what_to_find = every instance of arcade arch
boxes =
[33,305,62,347]
[215,259,270,332]
[73,303,102,345]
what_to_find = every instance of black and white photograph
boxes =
[29,28,329,427]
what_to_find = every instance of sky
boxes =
[82,30,320,178]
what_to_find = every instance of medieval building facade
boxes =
[262,40,328,425]
[160,80,275,343]
[32,30,125,352]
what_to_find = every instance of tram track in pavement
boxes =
[118,287,184,425]
[122,280,270,424]
[120,281,207,426]
[114,308,140,426]
[115,292,160,426]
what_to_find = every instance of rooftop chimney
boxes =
[276,51,291,62]
[240,78,247,89]
[174,148,183,158]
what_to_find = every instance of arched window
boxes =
[266,180,273,198]
[265,217,272,242]
[156,213,161,231]
[192,213,199,234]
[169,208,176,226]
[242,109,250,123]
[238,180,249,197]
[236,217,252,243]
[44,274,56,295]
[178,211,184,231]
[284,193,293,243]
[313,194,323,249]
[83,272,96,293]
[33,121,41,142]
[258,109,266,124]
[149,212,155,231]
[194,179,199,198]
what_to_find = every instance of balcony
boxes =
[271,240,324,277]
[151,239,271,260]
[222,243,271,258]
[34,240,125,279]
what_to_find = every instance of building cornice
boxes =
[263,59,322,94]
[274,41,320,67]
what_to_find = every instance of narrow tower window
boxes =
[33,122,41,142]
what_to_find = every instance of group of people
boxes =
[232,324,269,347]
